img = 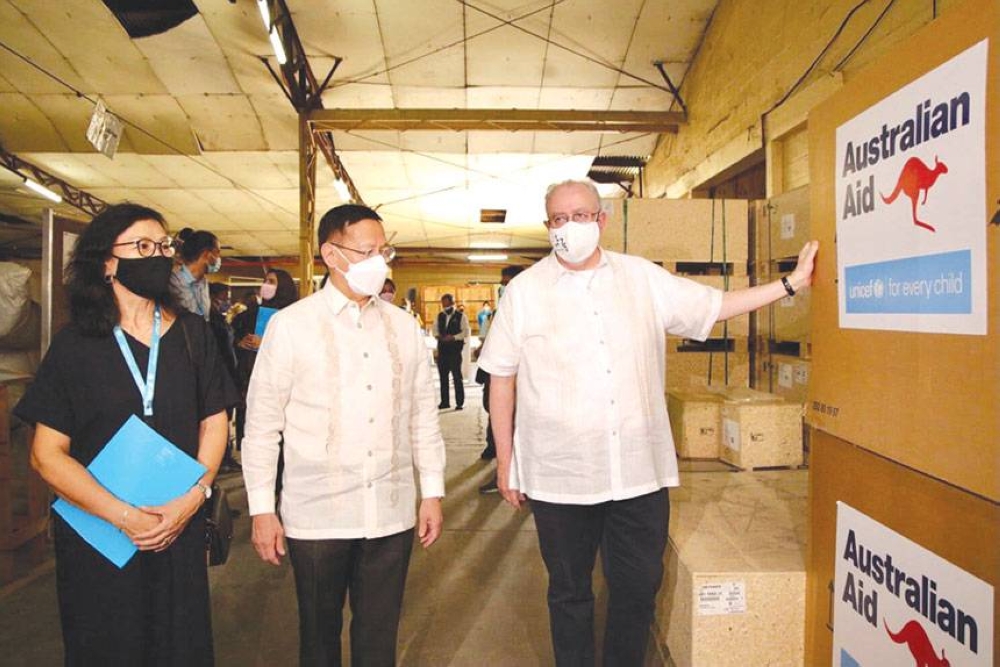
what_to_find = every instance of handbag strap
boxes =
[179,317,204,417]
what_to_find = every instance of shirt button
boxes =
[606,369,611,374]
[368,451,373,457]
[600,340,605,345]
[367,384,372,390]
[611,400,615,405]
[363,352,369,358]
[612,431,617,436]
[367,482,373,488]
[357,322,362,329]
[369,417,374,423]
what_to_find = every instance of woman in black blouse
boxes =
[15,203,238,665]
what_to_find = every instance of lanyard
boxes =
[113,306,162,418]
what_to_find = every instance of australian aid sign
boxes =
[835,40,988,334]
[834,503,994,667]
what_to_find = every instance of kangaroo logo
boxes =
[880,156,948,233]
[884,619,950,667]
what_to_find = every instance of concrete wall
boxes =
[645,0,964,198]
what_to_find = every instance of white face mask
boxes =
[334,248,389,297]
[549,221,600,264]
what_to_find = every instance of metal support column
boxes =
[298,114,317,298]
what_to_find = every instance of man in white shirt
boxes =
[433,293,470,410]
[478,180,818,667]
[242,204,446,667]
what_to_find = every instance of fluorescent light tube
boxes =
[257,0,270,29]
[269,28,287,65]
[468,254,508,262]
[332,178,351,202]
[23,177,62,204]
[470,241,508,249]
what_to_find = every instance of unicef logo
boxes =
[873,279,885,298]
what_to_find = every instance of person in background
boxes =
[242,204,445,666]
[209,282,241,473]
[380,277,397,303]
[476,300,493,341]
[14,203,239,664]
[433,293,469,410]
[231,269,297,452]
[478,179,818,666]
[170,228,221,321]
[476,265,524,495]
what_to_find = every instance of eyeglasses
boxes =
[328,242,396,263]
[112,236,177,258]
[547,210,601,227]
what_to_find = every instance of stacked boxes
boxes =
[0,373,48,585]
[666,337,750,390]
[804,3,999,663]
[604,197,752,384]
[666,387,803,469]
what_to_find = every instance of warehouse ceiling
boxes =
[0,0,716,258]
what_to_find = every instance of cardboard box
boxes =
[767,185,811,260]
[770,290,810,343]
[805,429,1000,666]
[720,388,803,470]
[667,390,723,459]
[601,198,749,263]
[658,470,808,667]
[806,0,999,500]
[768,354,811,404]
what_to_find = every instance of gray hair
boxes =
[544,179,601,212]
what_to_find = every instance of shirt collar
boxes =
[177,264,198,286]
[323,280,377,316]
[547,248,610,285]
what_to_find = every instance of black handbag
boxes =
[204,483,233,566]
[179,318,235,567]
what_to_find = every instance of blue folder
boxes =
[53,415,207,568]
[254,306,278,337]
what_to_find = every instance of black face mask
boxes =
[114,256,174,300]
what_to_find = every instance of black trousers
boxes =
[530,488,670,667]
[436,345,464,407]
[286,530,414,667]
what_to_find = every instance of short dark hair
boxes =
[382,278,396,293]
[501,265,524,279]
[208,282,229,297]
[66,202,178,337]
[441,293,454,304]
[317,204,382,247]
[176,228,219,263]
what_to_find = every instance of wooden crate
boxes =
[719,388,803,470]
[602,198,749,263]
[770,289,810,344]
[0,373,48,551]
[667,390,724,459]
[685,274,751,338]
[767,185,811,260]
[666,337,750,390]
[768,354,811,403]
[657,470,807,667]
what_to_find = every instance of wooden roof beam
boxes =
[308,109,685,133]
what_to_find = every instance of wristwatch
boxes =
[194,481,212,500]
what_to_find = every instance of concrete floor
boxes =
[0,379,670,666]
